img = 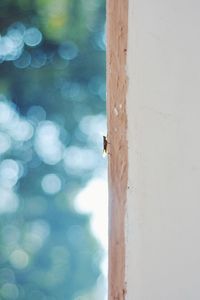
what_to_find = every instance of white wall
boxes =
[126,1,200,299]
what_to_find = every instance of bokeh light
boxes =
[9,249,29,269]
[0,0,106,299]
[41,174,62,195]
[34,121,63,165]
[24,28,42,47]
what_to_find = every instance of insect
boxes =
[103,135,109,156]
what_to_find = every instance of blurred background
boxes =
[0,0,107,299]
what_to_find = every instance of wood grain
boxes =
[107,0,128,299]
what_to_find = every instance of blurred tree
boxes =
[0,0,106,299]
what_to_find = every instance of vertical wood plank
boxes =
[107,0,128,299]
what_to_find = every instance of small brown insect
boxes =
[103,135,108,156]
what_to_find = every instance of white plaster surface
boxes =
[126,0,200,299]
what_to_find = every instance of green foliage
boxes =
[0,0,106,299]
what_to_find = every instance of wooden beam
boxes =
[107,0,128,299]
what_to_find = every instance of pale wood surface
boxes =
[107,0,128,299]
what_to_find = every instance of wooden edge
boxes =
[107,0,128,299]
